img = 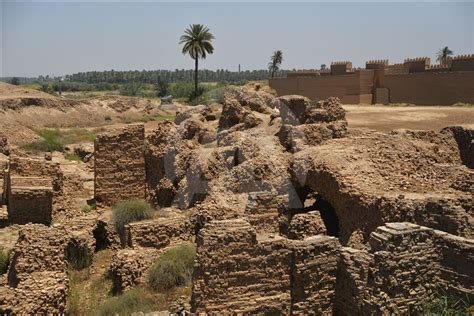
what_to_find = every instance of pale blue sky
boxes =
[1,1,473,77]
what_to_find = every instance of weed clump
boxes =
[96,287,162,316]
[112,199,152,238]
[147,243,196,291]
[0,247,11,274]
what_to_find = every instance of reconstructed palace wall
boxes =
[270,55,474,105]
[94,124,146,206]
[192,220,473,315]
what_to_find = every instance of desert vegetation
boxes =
[148,243,196,291]
[112,199,153,238]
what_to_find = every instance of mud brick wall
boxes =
[8,156,62,193]
[433,230,474,295]
[378,71,474,105]
[191,219,293,314]
[8,186,53,225]
[334,247,371,315]
[2,224,69,314]
[288,211,327,239]
[0,156,7,206]
[244,191,285,233]
[0,271,68,314]
[94,124,146,206]
[290,236,340,314]
[125,216,194,249]
[365,223,440,314]
[109,248,160,293]
[191,219,341,314]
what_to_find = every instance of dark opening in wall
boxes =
[314,194,340,237]
[93,221,110,251]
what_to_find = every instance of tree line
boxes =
[64,68,288,85]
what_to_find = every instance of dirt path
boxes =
[344,105,474,132]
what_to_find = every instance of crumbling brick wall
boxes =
[244,191,286,233]
[94,124,146,206]
[6,157,63,225]
[290,236,339,314]
[191,219,341,314]
[125,216,194,249]
[334,222,474,315]
[1,224,69,314]
[8,183,53,225]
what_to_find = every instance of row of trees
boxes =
[64,68,287,85]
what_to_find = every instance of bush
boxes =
[147,243,196,291]
[96,287,161,316]
[81,203,96,213]
[65,240,92,270]
[23,129,64,152]
[0,247,11,274]
[23,128,97,152]
[65,153,82,161]
[422,289,472,315]
[112,199,152,237]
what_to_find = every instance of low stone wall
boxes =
[94,124,146,206]
[192,220,473,315]
[244,191,285,233]
[288,211,327,240]
[125,216,194,249]
[109,248,160,293]
[335,222,474,315]
[8,182,53,225]
[191,219,341,314]
[1,224,69,314]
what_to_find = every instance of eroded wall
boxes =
[94,124,146,206]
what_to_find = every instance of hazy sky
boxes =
[1,1,473,77]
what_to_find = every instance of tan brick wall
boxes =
[271,64,474,105]
[379,71,474,105]
[94,124,146,206]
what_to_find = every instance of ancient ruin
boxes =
[0,82,472,314]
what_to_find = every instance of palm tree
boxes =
[268,50,283,78]
[320,64,327,71]
[179,24,215,95]
[436,46,454,65]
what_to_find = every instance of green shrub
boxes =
[104,115,112,121]
[81,203,97,213]
[112,199,152,237]
[147,243,196,291]
[422,289,472,315]
[96,287,162,316]
[0,247,11,274]
[65,153,82,161]
[138,115,151,123]
[23,128,97,152]
[23,129,64,152]
[65,240,92,270]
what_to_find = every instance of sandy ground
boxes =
[344,105,474,132]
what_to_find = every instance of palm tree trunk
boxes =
[194,57,198,95]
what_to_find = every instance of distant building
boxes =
[269,55,474,105]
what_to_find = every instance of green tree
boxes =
[320,64,327,70]
[9,77,20,85]
[268,50,283,78]
[436,46,454,65]
[179,24,215,96]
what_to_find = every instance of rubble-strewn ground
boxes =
[0,82,473,314]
